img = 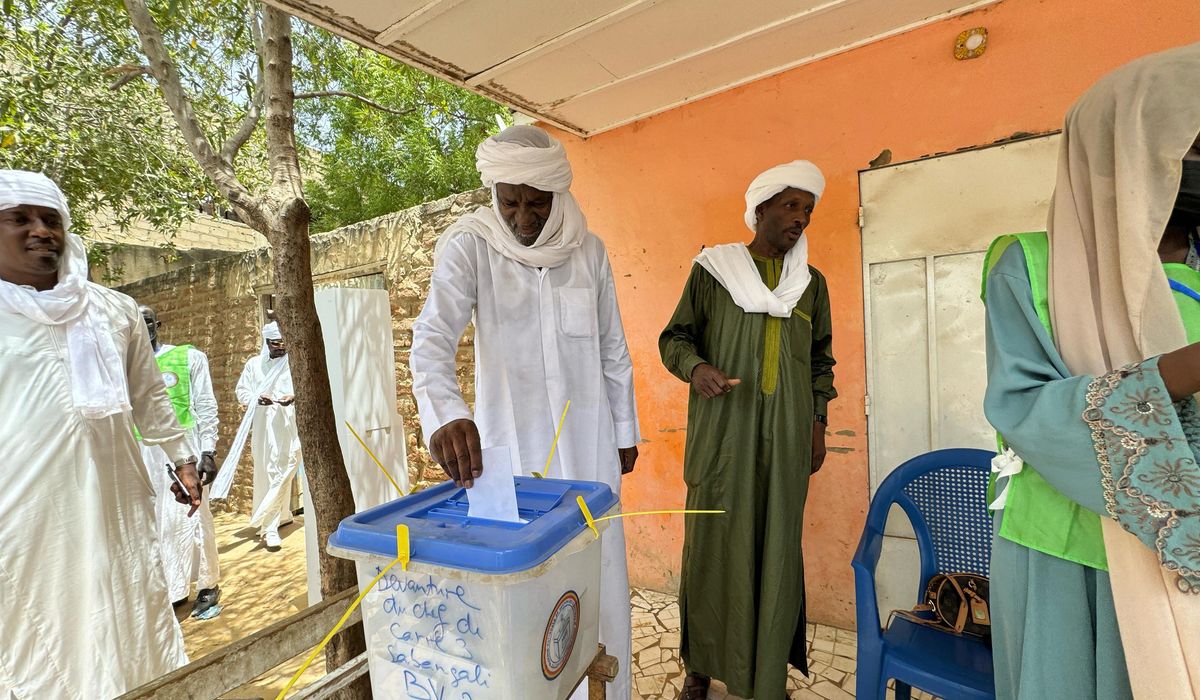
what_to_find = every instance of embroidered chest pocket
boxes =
[558,287,596,338]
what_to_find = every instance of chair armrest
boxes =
[852,522,885,573]
[851,524,886,646]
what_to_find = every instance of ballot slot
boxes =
[423,479,571,527]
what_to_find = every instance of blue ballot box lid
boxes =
[329,477,618,574]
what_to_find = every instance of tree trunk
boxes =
[258,6,368,693]
[265,201,367,692]
[124,0,369,693]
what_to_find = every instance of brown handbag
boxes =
[888,573,991,639]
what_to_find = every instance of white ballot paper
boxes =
[466,446,521,523]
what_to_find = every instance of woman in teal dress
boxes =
[983,43,1200,699]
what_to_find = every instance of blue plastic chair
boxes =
[852,448,996,700]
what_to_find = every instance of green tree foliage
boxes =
[0,0,215,238]
[293,30,506,232]
[0,0,506,240]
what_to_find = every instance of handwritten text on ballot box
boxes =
[329,477,617,700]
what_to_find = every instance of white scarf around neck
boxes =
[697,159,826,315]
[695,241,811,317]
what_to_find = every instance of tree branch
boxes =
[104,64,150,90]
[220,71,264,166]
[122,0,264,229]
[446,109,493,128]
[218,11,267,168]
[294,90,417,118]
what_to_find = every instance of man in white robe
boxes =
[138,305,223,617]
[411,125,640,700]
[233,322,301,550]
[0,170,200,698]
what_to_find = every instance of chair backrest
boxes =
[867,448,995,593]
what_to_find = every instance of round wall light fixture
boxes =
[955,27,988,60]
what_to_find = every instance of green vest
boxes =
[134,345,195,441]
[1164,262,1200,332]
[158,344,195,430]
[982,232,1200,570]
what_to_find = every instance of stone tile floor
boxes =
[630,588,938,700]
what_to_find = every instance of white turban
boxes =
[0,169,73,232]
[258,320,287,371]
[743,160,826,232]
[0,170,130,418]
[476,125,573,193]
[436,125,587,269]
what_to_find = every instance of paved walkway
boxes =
[179,511,936,699]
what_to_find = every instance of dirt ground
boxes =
[176,510,327,699]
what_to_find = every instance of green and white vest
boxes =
[981,232,1200,569]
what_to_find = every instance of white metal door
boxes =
[859,133,1060,621]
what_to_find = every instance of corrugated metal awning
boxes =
[265,0,998,136]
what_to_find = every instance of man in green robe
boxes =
[659,160,837,699]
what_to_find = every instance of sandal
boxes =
[679,673,710,700]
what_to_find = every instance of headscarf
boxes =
[0,170,130,418]
[1047,42,1200,698]
[695,160,826,317]
[435,125,586,269]
[211,321,292,499]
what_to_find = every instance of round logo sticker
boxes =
[161,371,179,388]
[541,590,580,680]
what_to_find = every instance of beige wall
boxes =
[118,189,488,513]
[87,213,269,287]
[90,211,266,251]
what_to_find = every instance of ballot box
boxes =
[328,477,618,700]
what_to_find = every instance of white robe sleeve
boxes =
[188,348,220,453]
[594,241,640,449]
[125,304,193,462]
[410,234,478,446]
[235,358,257,407]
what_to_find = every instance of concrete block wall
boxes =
[118,188,489,513]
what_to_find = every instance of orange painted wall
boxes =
[552,0,1200,628]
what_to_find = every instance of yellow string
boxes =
[540,400,571,478]
[345,421,403,496]
[277,525,410,699]
[275,557,399,699]
[576,495,598,539]
[595,509,725,522]
[576,499,726,539]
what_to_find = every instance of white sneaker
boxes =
[264,529,282,550]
